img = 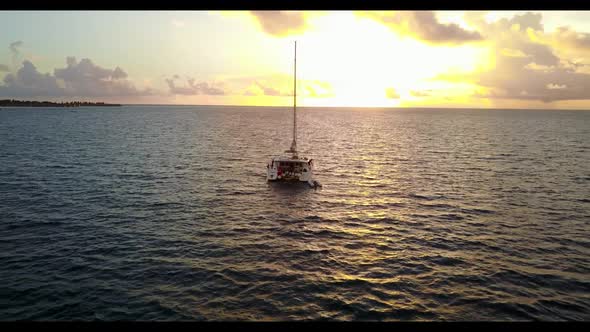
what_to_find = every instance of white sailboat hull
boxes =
[266,157,314,183]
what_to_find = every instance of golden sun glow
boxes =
[252,12,494,107]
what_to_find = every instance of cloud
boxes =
[163,74,326,98]
[519,42,559,66]
[249,11,307,36]
[0,60,64,97]
[304,81,334,98]
[166,77,226,95]
[439,49,590,103]
[235,74,333,98]
[0,56,152,98]
[552,26,590,50]
[385,87,400,99]
[465,11,544,35]
[53,57,144,96]
[500,48,528,58]
[0,64,9,72]
[242,78,286,97]
[9,41,23,54]
[243,81,288,97]
[410,90,431,97]
[507,12,544,32]
[547,83,566,90]
[9,40,23,67]
[358,11,482,44]
[253,81,282,96]
[112,67,127,80]
[434,11,590,103]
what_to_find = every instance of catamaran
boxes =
[266,41,321,188]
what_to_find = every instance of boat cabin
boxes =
[267,157,313,182]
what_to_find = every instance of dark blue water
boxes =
[1,105,589,321]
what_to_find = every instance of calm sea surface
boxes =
[1,105,589,320]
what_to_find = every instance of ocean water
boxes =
[0,105,589,321]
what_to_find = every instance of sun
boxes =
[270,11,491,107]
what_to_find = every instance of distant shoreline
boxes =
[0,101,588,111]
[0,99,121,107]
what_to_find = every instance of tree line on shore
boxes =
[0,99,121,107]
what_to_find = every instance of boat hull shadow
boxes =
[267,180,316,192]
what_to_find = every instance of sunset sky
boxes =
[1,11,590,109]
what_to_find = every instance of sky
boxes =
[1,10,590,109]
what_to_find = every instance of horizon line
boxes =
[119,103,590,111]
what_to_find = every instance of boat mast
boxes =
[289,41,298,157]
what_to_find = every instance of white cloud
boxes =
[0,52,154,98]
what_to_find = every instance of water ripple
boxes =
[1,106,589,320]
